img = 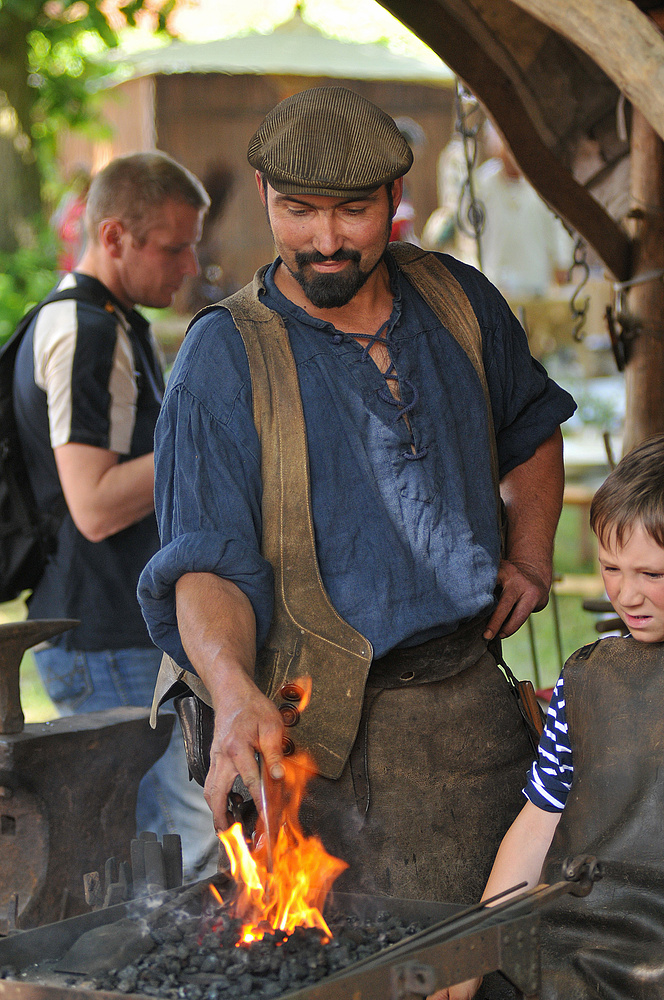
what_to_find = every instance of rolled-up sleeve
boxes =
[484,298,576,477]
[138,315,274,671]
[441,255,577,478]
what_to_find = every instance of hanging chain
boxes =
[568,237,591,342]
[454,81,486,271]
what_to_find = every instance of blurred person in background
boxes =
[13,151,219,879]
[51,166,91,273]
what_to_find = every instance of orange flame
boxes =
[216,753,347,945]
[294,677,313,713]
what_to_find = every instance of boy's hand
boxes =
[427,977,482,1000]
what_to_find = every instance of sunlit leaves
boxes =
[1,0,178,142]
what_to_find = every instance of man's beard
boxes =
[289,248,375,308]
[265,182,394,309]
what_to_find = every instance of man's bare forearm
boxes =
[175,572,257,698]
[175,572,284,830]
[55,443,155,541]
[500,428,565,591]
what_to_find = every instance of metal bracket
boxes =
[604,268,664,371]
[605,303,628,371]
[391,959,437,999]
[499,914,540,996]
[562,854,604,896]
[612,268,664,291]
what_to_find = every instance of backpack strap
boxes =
[0,285,117,368]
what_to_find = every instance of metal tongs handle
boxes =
[256,751,275,874]
[323,854,604,982]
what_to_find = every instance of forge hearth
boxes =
[0,873,546,1000]
[64,885,438,999]
[0,857,601,999]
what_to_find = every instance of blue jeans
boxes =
[33,645,218,879]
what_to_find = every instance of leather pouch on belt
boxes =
[489,639,544,755]
[173,692,214,788]
[150,654,215,788]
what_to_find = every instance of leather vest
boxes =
[152,245,501,780]
[540,636,664,999]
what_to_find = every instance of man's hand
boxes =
[427,977,482,1000]
[483,558,550,641]
[204,667,285,831]
[175,572,286,830]
[485,429,565,642]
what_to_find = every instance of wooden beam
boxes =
[623,108,664,451]
[507,0,664,147]
[379,0,631,279]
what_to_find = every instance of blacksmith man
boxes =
[139,87,576,906]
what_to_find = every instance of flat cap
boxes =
[248,87,413,198]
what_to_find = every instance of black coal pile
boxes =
[73,908,426,1000]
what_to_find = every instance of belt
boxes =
[368,612,492,689]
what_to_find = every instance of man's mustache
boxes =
[295,248,362,266]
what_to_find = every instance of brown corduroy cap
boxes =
[248,87,413,198]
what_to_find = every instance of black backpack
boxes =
[0,286,107,604]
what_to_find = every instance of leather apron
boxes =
[539,637,664,999]
[301,631,533,906]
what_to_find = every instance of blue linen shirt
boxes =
[139,250,576,671]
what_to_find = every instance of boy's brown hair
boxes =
[590,433,664,548]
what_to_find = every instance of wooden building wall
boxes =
[58,72,454,313]
[154,73,455,296]
[60,77,156,175]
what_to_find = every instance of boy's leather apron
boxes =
[540,637,664,999]
[156,244,534,905]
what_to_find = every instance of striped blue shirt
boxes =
[524,675,573,811]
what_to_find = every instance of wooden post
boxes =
[623,107,664,453]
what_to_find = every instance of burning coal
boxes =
[81,901,425,998]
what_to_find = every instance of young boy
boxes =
[431,433,664,1000]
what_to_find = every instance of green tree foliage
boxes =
[0,0,176,335]
[0,228,59,342]
[0,2,177,171]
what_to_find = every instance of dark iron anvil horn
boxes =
[0,620,78,734]
[0,619,175,931]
